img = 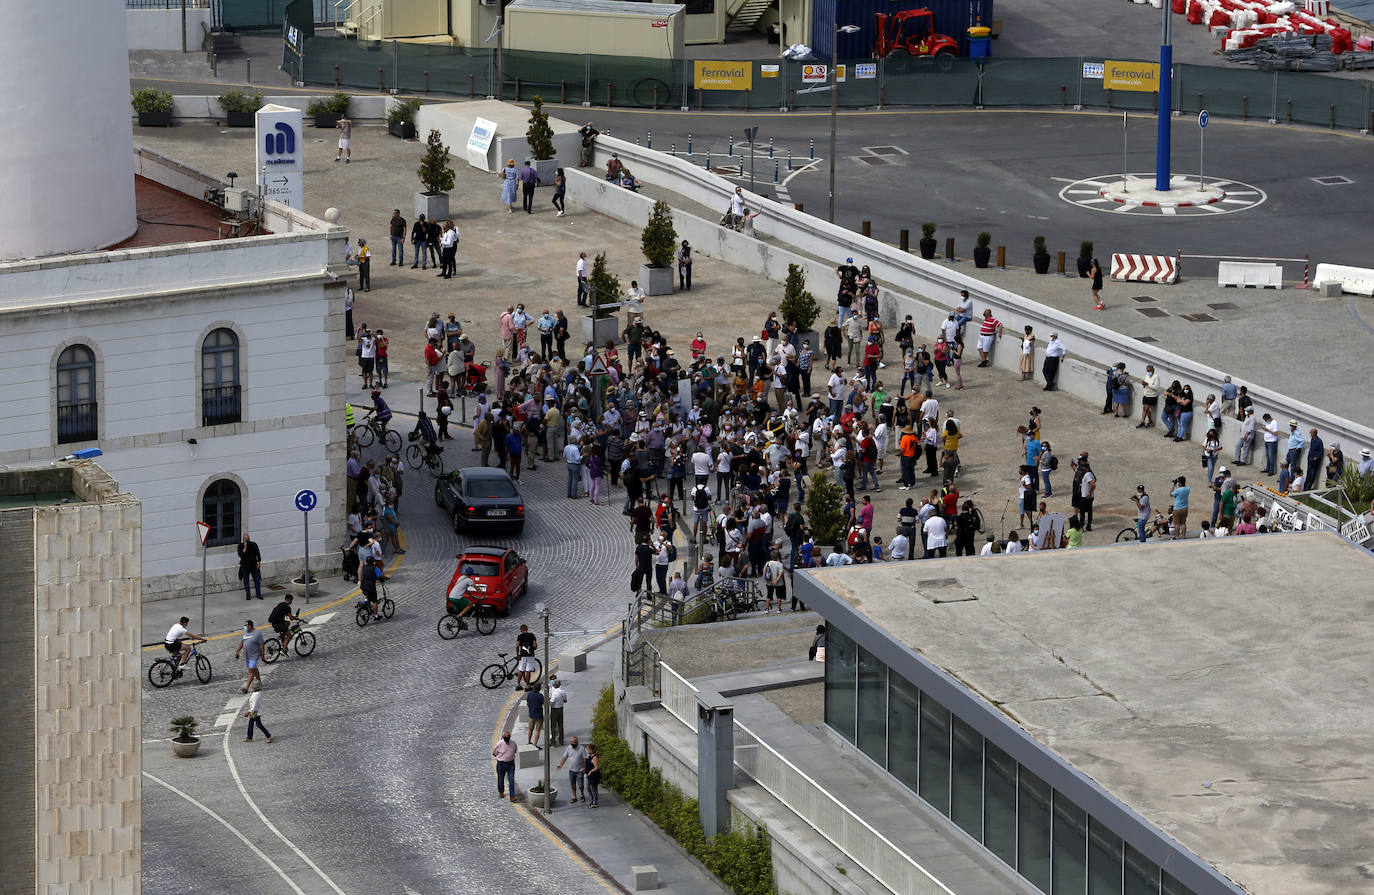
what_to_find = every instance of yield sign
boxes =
[196,521,211,546]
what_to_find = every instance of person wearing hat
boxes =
[1042,332,1067,391]
[1359,447,1374,477]
[1210,465,1234,529]
[1284,420,1306,479]
[498,158,518,213]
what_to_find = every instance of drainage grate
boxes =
[1137,307,1170,318]
[1311,175,1352,186]
[1135,335,1159,343]
[1131,295,1156,303]
[855,156,888,166]
[1207,302,1239,310]
[1182,313,1218,322]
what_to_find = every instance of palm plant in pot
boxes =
[387,97,420,139]
[583,253,623,346]
[918,222,938,260]
[1077,240,1094,278]
[805,473,846,557]
[217,88,262,127]
[132,88,174,127]
[528,780,558,809]
[780,263,820,339]
[170,715,201,758]
[973,231,992,269]
[307,91,351,128]
[525,95,558,183]
[415,128,455,222]
[639,200,677,296]
[1032,235,1051,274]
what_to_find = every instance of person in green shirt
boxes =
[870,385,888,421]
[1066,515,1084,548]
[1218,483,1239,530]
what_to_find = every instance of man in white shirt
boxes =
[575,252,589,307]
[843,314,866,365]
[762,554,786,613]
[1235,407,1256,465]
[939,314,960,344]
[827,368,846,417]
[889,530,910,561]
[919,393,939,427]
[824,549,853,567]
[164,616,206,670]
[1261,413,1281,475]
[728,186,745,228]
[923,514,948,558]
[548,677,568,747]
[563,441,583,498]
[1004,531,1024,553]
[1042,333,1068,391]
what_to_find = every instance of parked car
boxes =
[434,467,526,534]
[446,546,529,614]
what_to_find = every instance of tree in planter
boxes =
[919,221,938,259]
[973,231,993,269]
[780,263,820,332]
[417,129,455,195]
[588,252,623,321]
[132,88,174,126]
[805,473,846,548]
[641,201,677,268]
[526,95,556,162]
[170,716,200,743]
[306,91,351,126]
[1032,235,1051,274]
[387,97,421,138]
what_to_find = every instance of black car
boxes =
[434,467,526,534]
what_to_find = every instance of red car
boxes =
[447,545,529,614]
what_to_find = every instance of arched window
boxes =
[202,328,241,425]
[56,345,98,443]
[202,479,242,547]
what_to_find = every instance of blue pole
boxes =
[705,150,710,170]
[647,130,652,149]
[688,133,693,154]
[671,143,676,156]
[774,159,779,183]
[1155,5,1173,192]
[728,135,734,157]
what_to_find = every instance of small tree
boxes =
[780,263,820,332]
[417,129,455,194]
[526,95,556,161]
[976,231,992,249]
[169,716,200,743]
[1079,240,1094,260]
[805,473,846,546]
[1033,235,1048,256]
[588,253,623,321]
[921,222,936,240]
[641,200,677,268]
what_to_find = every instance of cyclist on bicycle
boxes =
[359,555,388,620]
[164,616,206,675]
[370,389,393,428]
[411,410,442,463]
[446,566,480,629]
[267,594,301,657]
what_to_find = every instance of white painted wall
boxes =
[127,7,212,51]
[165,94,392,124]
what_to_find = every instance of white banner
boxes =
[255,104,304,210]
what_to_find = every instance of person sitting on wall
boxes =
[606,153,624,182]
[619,168,640,192]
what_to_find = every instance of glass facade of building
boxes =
[824,624,1199,895]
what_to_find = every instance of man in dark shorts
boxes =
[446,566,479,629]
[163,616,206,676]
[267,595,300,658]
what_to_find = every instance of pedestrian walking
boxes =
[237,532,262,600]
[334,111,352,163]
[526,686,544,747]
[234,619,265,693]
[388,209,406,265]
[551,167,567,216]
[556,737,590,802]
[499,158,519,212]
[1091,257,1104,310]
[410,214,428,269]
[576,252,589,306]
[241,681,273,743]
[1018,326,1035,381]
[493,730,519,800]
[585,744,601,808]
[548,676,567,747]
[677,241,692,290]
[518,160,539,213]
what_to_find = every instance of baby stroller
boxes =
[464,361,489,395]
[341,545,360,583]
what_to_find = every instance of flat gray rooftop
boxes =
[809,532,1374,895]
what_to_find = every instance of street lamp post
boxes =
[828,23,860,223]
[538,602,552,813]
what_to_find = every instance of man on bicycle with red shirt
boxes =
[446,565,480,629]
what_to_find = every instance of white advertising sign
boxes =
[1083,62,1105,80]
[255,104,304,210]
[855,62,877,79]
[467,117,498,167]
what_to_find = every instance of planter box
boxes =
[388,120,417,139]
[290,576,317,599]
[1032,253,1052,275]
[171,737,201,758]
[640,264,675,296]
[918,238,938,260]
[532,158,559,184]
[314,112,341,129]
[1076,257,1093,278]
[582,314,619,347]
[973,247,991,269]
[415,191,449,222]
[137,110,172,127]
[226,110,255,128]
[527,787,558,809]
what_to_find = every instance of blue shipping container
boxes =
[813,0,994,60]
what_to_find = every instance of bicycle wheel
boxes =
[722,597,739,620]
[382,598,395,619]
[355,424,375,448]
[438,614,461,640]
[294,630,317,657]
[356,605,371,627]
[263,638,282,664]
[405,444,424,470]
[195,654,212,684]
[382,428,402,453]
[148,659,176,688]
[475,605,497,636]
[1116,527,1138,543]
[426,450,445,476]
[480,663,507,689]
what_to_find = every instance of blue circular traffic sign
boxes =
[294,489,317,513]
[1198,110,1209,128]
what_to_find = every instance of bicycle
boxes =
[262,619,317,663]
[480,651,543,690]
[404,438,446,475]
[354,411,402,453]
[148,639,212,688]
[709,578,758,621]
[355,582,395,626]
[437,602,497,639]
[1116,510,1173,543]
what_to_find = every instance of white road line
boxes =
[1196,204,1225,212]
[1220,199,1250,204]
[1065,189,1100,195]
[225,697,245,712]
[309,612,336,626]
[223,724,349,895]
[143,772,308,895]
[1161,207,1177,216]
[1078,198,1112,204]
[1224,190,1258,196]
[215,712,239,728]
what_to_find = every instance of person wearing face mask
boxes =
[492,730,519,800]
[234,619,265,693]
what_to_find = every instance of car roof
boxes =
[459,467,517,482]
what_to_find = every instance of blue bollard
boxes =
[647,130,653,149]
[788,149,792,171]
[688,133,693,154]
[728,135,734,157]
[769,137,774,158]
[671,143,676,156]
[810,139,815,159]
[635,137,640,146]
[774,159,779,183]
[705,150,711,170]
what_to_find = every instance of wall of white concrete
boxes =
[127,7,212,51]
[571,134,1374,460]
[161,94,392,124]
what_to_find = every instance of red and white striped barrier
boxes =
[1111,253,1179,284]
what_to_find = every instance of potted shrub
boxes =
[132,88,174,127]
[639,200,677,296]
[525,95,559,183]
[1077,240,1094,278]
[415,128,455,222]
[805,473,845,557]
[290,573,317,598]
[1032,235,1051,274]
[528,781,558,809]
[387,97,420,139]
[918,222,937,260]
[307,92,351,129]
[973,232,992,269]
[780,263,820,340]
[170,715,201,758]
[583,253,622,346]
[217,88,262,127]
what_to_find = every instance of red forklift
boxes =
[872,8,960,71]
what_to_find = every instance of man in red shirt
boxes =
[976,309,1002,367]
[690,332,707,359]
[863,336,881,389]
[424,338,442,396]
[375,329,390,389]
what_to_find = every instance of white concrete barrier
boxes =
[127,7,211,51]
[1313,262,1374,297]
[144,95,392,125]
[1217,260,1282,289]
[567,129,1374,461]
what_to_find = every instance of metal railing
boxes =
[659,660,699,732]
[57,402,98,444]
[202,385,241,426]
[126,0,210,7]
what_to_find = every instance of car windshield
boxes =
[461,560,502,577]
[466,479,518,498]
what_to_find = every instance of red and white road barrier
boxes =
[1111,253,1179,284]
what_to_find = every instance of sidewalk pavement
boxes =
[497,639,732,895]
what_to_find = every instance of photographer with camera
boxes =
[1169,475,1191,540]
[1129,484,1152,544]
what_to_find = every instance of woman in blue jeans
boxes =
[1174,385,1195,443]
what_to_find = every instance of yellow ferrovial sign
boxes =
[1104,60,1160,92]
[694,60,753,91]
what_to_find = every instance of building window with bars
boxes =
[202,327,241,425]
[202,479,242,547]
[56,345,98,444]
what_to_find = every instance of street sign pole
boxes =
[295,489,319,602]
[1123,110,1129,193]
[1197,109,1209,190]
[196,521,211,632]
